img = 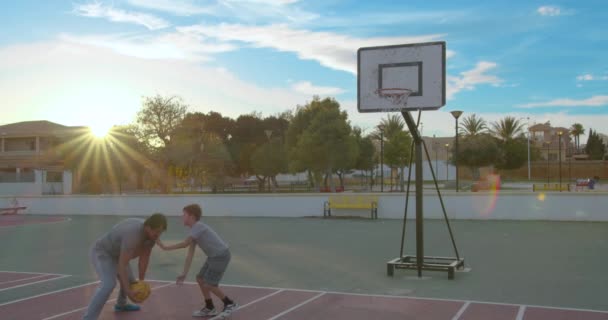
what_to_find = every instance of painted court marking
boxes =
[452,301,471,320]
[0,275,69,292]
[516,305,526,320]
[209,289,286,320]
[266,292,326,320]
[41,282,175,320]
[3,275,608,319]
[155,279,608,316]
[0,281,100,307]
[0,274,49,285]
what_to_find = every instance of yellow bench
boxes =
[532,183,570,192]
[323,195,378,219]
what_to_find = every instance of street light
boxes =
[526,117,531,180]
[379,127,384,193]
[545,141,551,184]
[558,131,563,191]
[450,110,463,192]
[445,143,450,182]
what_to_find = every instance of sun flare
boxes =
[90,124,112,138]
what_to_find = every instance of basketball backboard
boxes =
[357,41,446,112]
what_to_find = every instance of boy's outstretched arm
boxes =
[157,237,193,251]
[177,242,196,285]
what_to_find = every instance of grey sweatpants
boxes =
[82,247,135,320]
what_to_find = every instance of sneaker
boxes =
[221,302,239,316]
[192,307,219,317]
[114,304,140,312]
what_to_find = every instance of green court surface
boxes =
[1,215,607,312]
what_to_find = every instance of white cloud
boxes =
[291,81,345,95]
[127,0,213,16]
[74,2,170,30]
[59,32,237,61]
[447,61,502,99]
[517,95,608,108]
[537,6,561,16]
[576,74,608,81]
[0,40,320,128]
[1,40,606,143]
[127,0,315,23]
[178,23,445,74]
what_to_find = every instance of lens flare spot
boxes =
[537,193,546,202]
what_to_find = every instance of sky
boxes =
[0,0,606,139]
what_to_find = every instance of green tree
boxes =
[454,133,500,180]
[461,114,487,136]
[491,116,525,141]
[585,129,606,160]
[353,127,375,187]
[286,97,357,191]
[135,95,188,192]
[570,123,585,152]
[383,130,412,191]
[251,138,288,191]
[231,114,266,178]
[496,137,528,170]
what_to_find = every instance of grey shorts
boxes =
[197,250,231,286]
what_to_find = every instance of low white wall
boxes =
[2,191,607,221]
[0,183,42,196]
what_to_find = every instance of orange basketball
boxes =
[130,281,151,302]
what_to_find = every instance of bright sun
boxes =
[90,124,112,138]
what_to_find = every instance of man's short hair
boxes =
[145,213,167,231]
[183,204,202,221]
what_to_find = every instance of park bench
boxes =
[574,178,598,191]
[532,183,570,192]
[323,195,378,219]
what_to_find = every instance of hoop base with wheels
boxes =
[387,256,465,280]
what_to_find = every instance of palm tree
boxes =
[570,123,585,152]
[373,114,405,140]
[490,116,525,140]
[461,114,487,136]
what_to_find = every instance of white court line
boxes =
[0,270,67,277]
[209,289,285,320]
[0,275,69,292]
[0,281,99,307]
[516,305,526,320]
[266,292,326,320]
[148,279,608,315]
[0,217,71,228]
[41,282,174,320]
[0,274,49,285]
[451,301,471,320]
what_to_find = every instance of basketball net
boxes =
[375,88,413,107]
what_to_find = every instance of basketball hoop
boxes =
[375,88,413,107]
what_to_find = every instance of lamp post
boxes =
[450,110,463,192]
[445,143,450,182]
[545,141,550,184]
[558,131,563,191]
[526,117,531,180]
[380,128,384,193]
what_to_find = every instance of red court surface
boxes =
[0,271,68,291]
[2,276,608,320]
[0,215,69,227]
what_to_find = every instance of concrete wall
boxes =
[2,191,607,221]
